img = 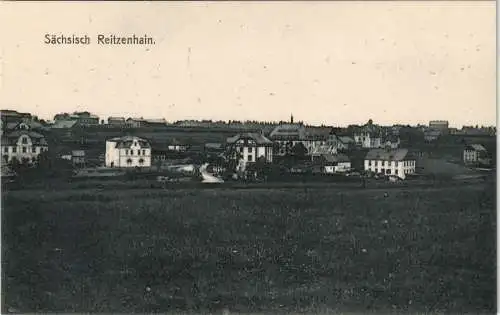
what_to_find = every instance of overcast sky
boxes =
[0,1,496,127]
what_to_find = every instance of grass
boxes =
[2,182,496,314]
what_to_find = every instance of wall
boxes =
[1,135,48,164]
[364,159,416,179]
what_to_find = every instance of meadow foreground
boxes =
[2,183,496,313]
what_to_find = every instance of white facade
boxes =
[1,131,49,165]
[105,136,152,168]
[227,133,274,170]
[324,161,351,174]
[463,145,487,165]
[364,159,416,179]
[354,132,382,149]
[235,144,273,164]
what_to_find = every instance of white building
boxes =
[354,131,382,149]
[322,154,352,174]
[1,125,49,165]
[226,133,273,168]
[463,144,488,165]
[383,135,401,149]
[364,148,416,180]
[105,136,152,168]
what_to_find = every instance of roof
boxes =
[338,136,355,144]
[365,148,411,161]
[51,120,78,129]
[127,118,166,124]
[1,130,48,146]
[108,116,125,121]
[169,138,185,145]
[107,136,151,149]
[310,144,337,156]
[269,123,306,140]
[324,154,350,163]
[6,122,18,130]
[466,144,487,151]
[226,133,273,145]
[205,143,225,150]
[305,127,331,139]
[5,120,47,131]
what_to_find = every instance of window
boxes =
[395,169,398,175]
[248,147,253,153]
[142,150,145,155]
[21,137,28,144]
[3,147,8,153]
[127,158,132,165]
[12,147,17,153]
[139,158,144,165]
[247,155,253,162]
[22,147,27,153]
[137,150,141,156]
[131,150,135,155]
[32,147,36,153]
[125,149,129,155]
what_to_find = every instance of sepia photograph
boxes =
[0,1,496,313]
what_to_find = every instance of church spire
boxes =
[290,113,294,124]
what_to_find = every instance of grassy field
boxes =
[2,182,496,313]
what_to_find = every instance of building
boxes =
[364,148,416,180]
[325,133,356,152]
[269,121,307,155]
[50,120,78,129]
[167,138,188,152]
[105,136,152,168]
[54,112,100,126]
[355,132,381,148]
[383,135,401,149]
[424,129,441,142]
[1,125,49,165]
[107,116,126,126]
[268,115,328,156]
[226,133,273,166]
[0,110,32,124]
[126,117,167,128]
[61,150,86,167]
[463,144,488,165]
[322,154,352,174]
[429,120,449,135]
[354,131,382,148]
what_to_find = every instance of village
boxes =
[0,109,495,186]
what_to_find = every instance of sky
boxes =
[0,1,496,128]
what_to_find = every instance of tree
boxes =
[8,157,21,173]
[291,142,308,160]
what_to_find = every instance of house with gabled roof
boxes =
[364,148,416,179]
[1,127,49,165]
[105,136,151,168]
[319,154,352,174]
[226,132,273,167]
